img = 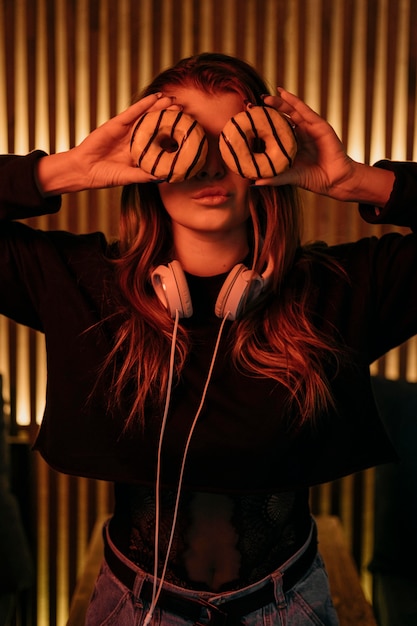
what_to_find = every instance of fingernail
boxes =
[244,99,254,109]
[154,92,163,98]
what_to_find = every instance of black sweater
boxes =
[1,152,417,493]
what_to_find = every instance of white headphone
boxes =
[151,259,272,321]
[145,257,273,624]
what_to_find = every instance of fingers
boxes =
[69,93,186,190]
[115,94,180,126]
[118,168,168,186]
[146,97,182,115]
[263,88,325,131]
[253,170,301,188]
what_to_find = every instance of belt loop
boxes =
[132,572,146,600]
[271,571,286,609]
[198,600,228,626]
[204,607,228,626]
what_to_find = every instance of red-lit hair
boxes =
[105,53,345,430]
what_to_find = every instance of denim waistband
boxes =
[102,516,318,624]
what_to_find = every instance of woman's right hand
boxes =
[37,94,178,195]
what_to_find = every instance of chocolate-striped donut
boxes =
[130,110,208,183]
[219,106,297,179]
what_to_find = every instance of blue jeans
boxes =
[85,518,339,625]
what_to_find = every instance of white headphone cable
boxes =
[144,310,230,625]
[145,308,180,624]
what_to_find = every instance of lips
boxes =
[192,186,232,200]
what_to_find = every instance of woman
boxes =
[1,53,416,625]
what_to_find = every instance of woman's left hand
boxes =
[256,89,394,207]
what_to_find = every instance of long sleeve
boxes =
[359,161,417,231]
[0,151,61,220]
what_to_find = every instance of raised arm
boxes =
[0,151,61,219]
[0,93,178,220]
[37,94,178,195]
[258,89,395,208]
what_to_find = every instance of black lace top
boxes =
[111,484,311,591]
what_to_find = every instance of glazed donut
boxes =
[219,106,297,179]
[130,109,208,183]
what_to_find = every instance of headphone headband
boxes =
[151,258,273,320]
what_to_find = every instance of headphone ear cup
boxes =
[215,264,263,321]
[151,261,193,318]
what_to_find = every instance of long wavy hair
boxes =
[106,53,345,431]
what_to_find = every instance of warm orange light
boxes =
[0,3,7,152]
[1,2,416,621]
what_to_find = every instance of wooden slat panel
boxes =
[0,1,416,623]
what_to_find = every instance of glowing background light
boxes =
[1,1,416,622]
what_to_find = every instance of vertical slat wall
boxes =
[0,0,416,624]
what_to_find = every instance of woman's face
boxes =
[156,86,252,245]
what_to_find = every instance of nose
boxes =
[196,135,227,180]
